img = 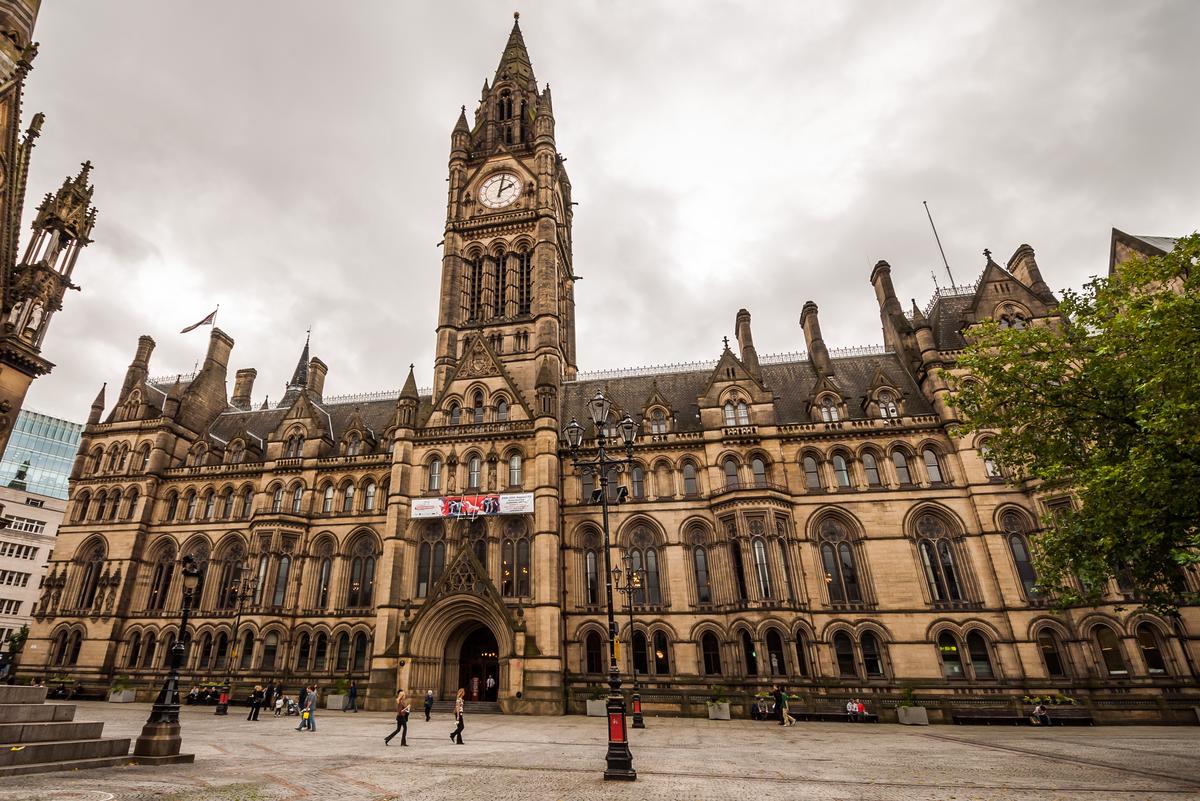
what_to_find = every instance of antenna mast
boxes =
[923,201,956,287]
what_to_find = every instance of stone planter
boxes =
[897,705,928,725]
[324,693,347,711]
[107,689,136,703]
[585,699,607,717]
[707,702,731,720]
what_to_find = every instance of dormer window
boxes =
[820,396,840,422]
[998,303,1027,329]
[346,433,362,457]
[649,409,667,434]
[878,391,899,419]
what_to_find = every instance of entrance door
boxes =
[456,625,500,702]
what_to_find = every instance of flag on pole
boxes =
[180,306,218,334]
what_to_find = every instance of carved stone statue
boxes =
[24,301,43,333]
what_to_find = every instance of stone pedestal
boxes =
[132,722,195,765]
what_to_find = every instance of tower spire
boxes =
[280,330,310,406]
[494,11,536,88]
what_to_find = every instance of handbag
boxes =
[302,710,310,720]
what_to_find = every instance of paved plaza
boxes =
[0,702,1198,800]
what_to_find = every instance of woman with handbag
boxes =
[385,690,411,746]
[450,687,466,744]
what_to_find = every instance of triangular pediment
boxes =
[967,258,1046,319]
[866,368,898,393]
[704,348,765,393]
[438,332,533,418]
[405,546,519,634]
[642,381,671,414]
[276,390,329,439]
[809,373,844,400]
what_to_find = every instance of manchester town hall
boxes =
[22,17,1198,720]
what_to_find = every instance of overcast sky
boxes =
[20,0,1200,422]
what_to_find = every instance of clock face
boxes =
[479,172,521,209]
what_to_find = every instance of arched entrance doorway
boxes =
[443,622,500,702]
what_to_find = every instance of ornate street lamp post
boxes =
[133,554,200,764]
[614,554,645,729]
[215,565,258,716]
[563,390,639,781]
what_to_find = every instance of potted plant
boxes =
[896,686,927,725]
[706,687,730,720]
[108,675,136,703]
[585,687,607,717]
[324,678,349,711]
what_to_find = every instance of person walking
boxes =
[485,674,496,701]
[263,681,275,710]
[771,685,786,726]
[298,685,309,715]
[424,689,434,722]
[347,680,358,713]
[450,687,465,744]
[274,693,285,717]
[385,690,411,746]
[780,687,796,727]
[247,685,263,721]
[297,685,317,732]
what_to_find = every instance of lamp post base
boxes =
[603,690,636,781]
[631,691,645,729]
[132,721,195,764]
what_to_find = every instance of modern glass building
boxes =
[0,410,82,500]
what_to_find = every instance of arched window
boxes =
[184,491,198,520]
[74,543,105,609]
[472,392,485,424]
[730,540,749,601]
[892,451,912,484]
[508,454,523,487]
[632,630,648,675]
[652,631,670,675]
[820,396,839,422]
[631,466,645,499]
[501,523,531,597]
[363,481,377,512]
[803,456,822,490]
[316,556,332,609]
[938,631,964,678]
[981,440,1003,478]
[966,631,994,678]
[146,551,175,611]
[198,633,213,669]
[627,530,661,605]
[766,629,786,676]
[723,458,739,489]
[878,391,898,418]
[702,632,722,675]
[583,548,600,605]
[139,444,152,472]
[335,633,351,672]
[832,454,850,487]
[322,484,334,514]
[468,456,482,489]
[313,633,328,671]
[752,538,772,598]
[428,458,442,491]
[693,547,711,604]
[915,513,963,603]
[227,441,244,465]
[1037,629,1068,677]
[164,492,178,521]
[126,632,142,667]
[818,519,862,604]
[1002,511,1038,597]
[1094,625,1128,676]
[751,457,767,486]
[736,402,749,425]
[741,630,758,676]
[347,549,376,608]
[862,452,881,486]
[295,633,311,670]
[860,632,884,677]
[291,485,304,514]
[649,409,666,434]
[580,471,595,502]
[417,542,432,597]
[794,632,810,677]
[261,632,279,670]
[215,632,229,669]
[922,448,944,483]
[254,554,269,605]
[352,632,368,672]
[285,434,303,458]
[723,402,736,426]
[341,483,356,513]
[833,631,856,677]
[448,402,461,426]
[682,463,699,496]
[271,485,283,513]
[272,556,290,607]
[585,631,604,674]
[142,631,157,669]
[1136,623,1168,675]
[496,399,509,422]
[241,486,254,518]
[220,489,234,519]
[346,433,362,457]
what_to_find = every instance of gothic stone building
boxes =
[22,18,1198,719]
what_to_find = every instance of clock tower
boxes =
[433,13,576,405]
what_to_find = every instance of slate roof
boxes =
[561,352,932,432]
[927,294,973,351]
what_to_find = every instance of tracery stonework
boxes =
[20,17,1198,719]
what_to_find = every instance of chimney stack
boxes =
[231,368,257,410]
[800,301,832,376]
[1007,244,1055,303]
[734,308,761,380]
[307,357,328,401]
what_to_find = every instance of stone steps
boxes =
[0,685,133,776]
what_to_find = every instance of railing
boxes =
[417,420,534,439]
[709,481,789,498]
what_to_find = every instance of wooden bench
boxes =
[952,711,1028,725]
[797,709,879,723]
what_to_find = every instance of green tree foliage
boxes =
[950,234,1200,613]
